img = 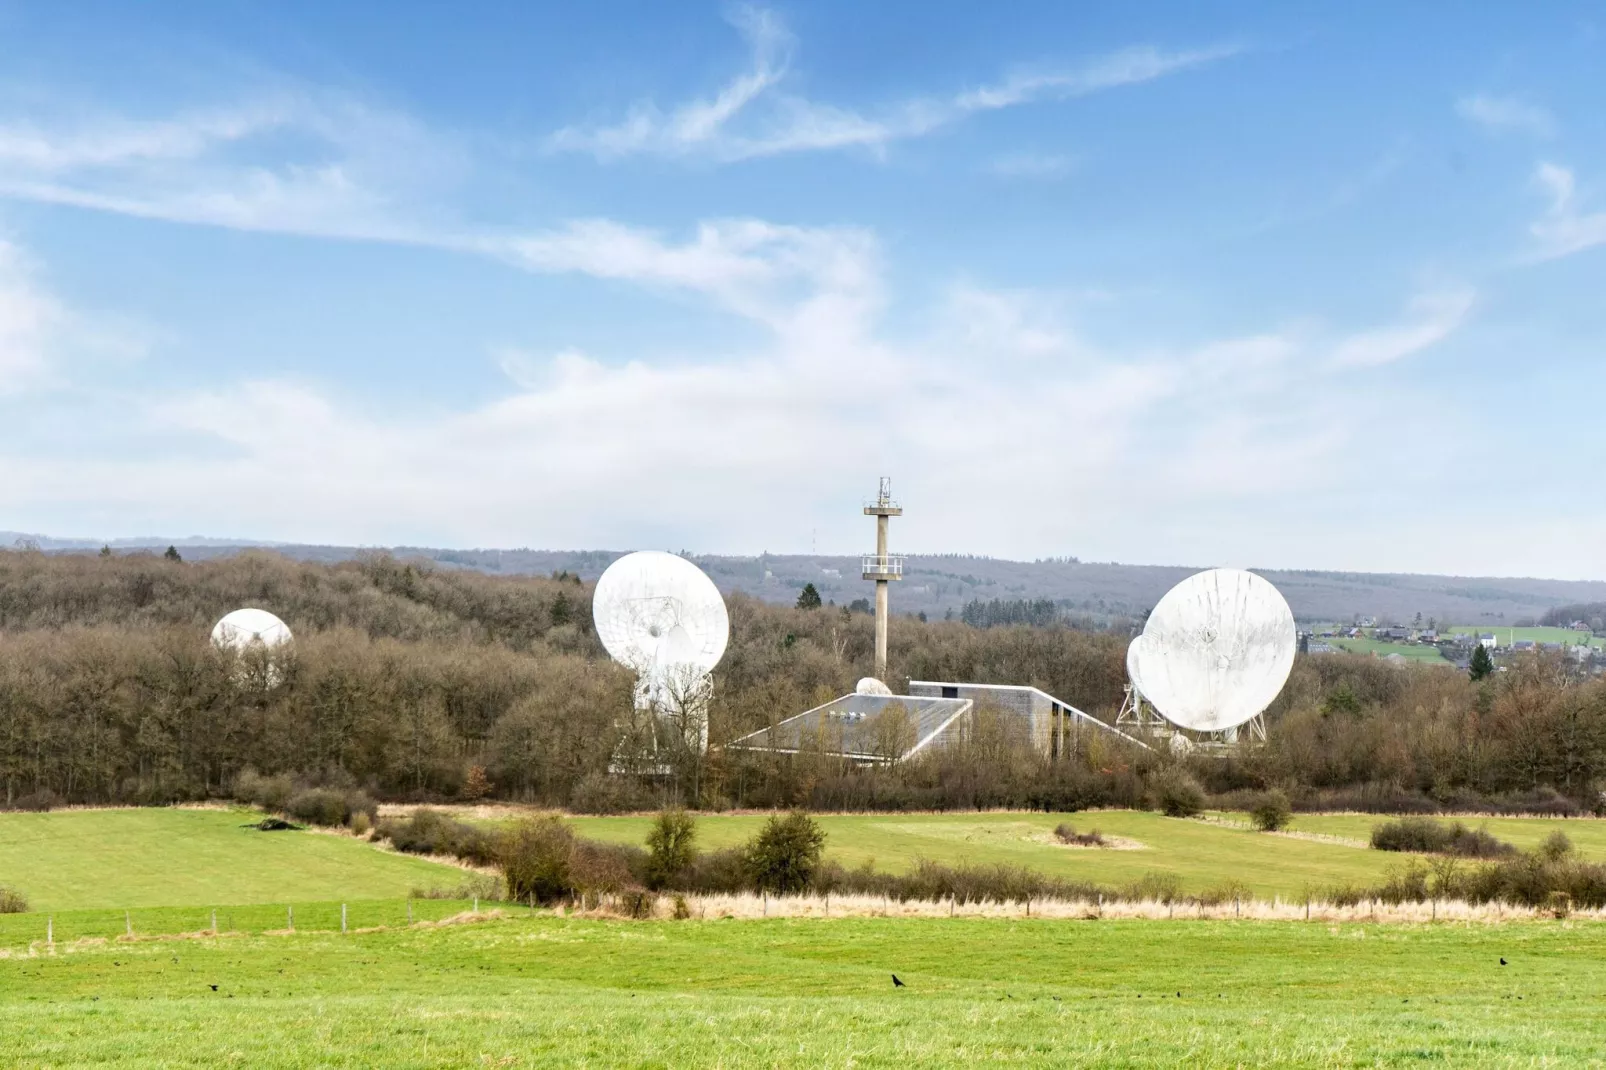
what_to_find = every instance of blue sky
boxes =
[0,2,1603,577]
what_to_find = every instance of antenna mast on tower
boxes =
[861,477,904,681]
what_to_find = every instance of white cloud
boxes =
[0,211,1495,574]
[0,240,61,391]
[0,91,457,242]
[550,8,1238,162]
[1329,289,1475,368]
[1456,93,1556,137]
[1528,162,1606,260]
[486,217,881,333]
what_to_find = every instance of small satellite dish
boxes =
[1126,568,1295,734]
[211,608,293,652]
[855,677,893,696]
[593,551,729,681]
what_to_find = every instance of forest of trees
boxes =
[0,549,1602,814]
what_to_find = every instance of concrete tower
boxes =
[861,477,904,681]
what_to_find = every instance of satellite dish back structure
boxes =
[211,608,293,688]
[592,551,729,754]
[1125,568,1295,736]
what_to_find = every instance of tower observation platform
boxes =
[863,477,903,679]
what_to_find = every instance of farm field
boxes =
[1327,637,1451,662]
[568,809,1606,899]
[0,808,464,911]
[1448,625,1605,648]
[1,913,1601,1067]
[1288,813,1606,855]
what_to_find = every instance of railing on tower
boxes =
[861,554,905,580]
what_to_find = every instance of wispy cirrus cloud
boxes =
[1329,288,1475,368]
[1456,93,1556,138]
[549,7,1239,162]
[0,240,61,391]
[0,90,460,241]
[1528,162,1606,260]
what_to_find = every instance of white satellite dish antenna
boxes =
[592,551,729,754]
[211,608,293,652]
[212,608,293,688]
[1124,568,1295,738]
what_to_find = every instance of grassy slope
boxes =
[0,808,464,911]
[0,914,1600,1067]
[571,811,1397,898]
[1287,813,1606,855]
[1329,637,1451,661]
[1447,625,1605,648]
[570,811,1606,899]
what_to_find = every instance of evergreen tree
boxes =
[795,583,821,610]
[163,545,182,563]
[1469,643,1494,681]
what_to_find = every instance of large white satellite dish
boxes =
[211,608,293,652]
[592,551,729,679]
[593,551,729,758]
[1126,568,1295,734]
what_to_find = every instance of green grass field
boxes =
[1448,625,1605,649]
[4,808,1606,1065]
[1,913,1601,1067]
[1327,637,1452,662]
[0,808,465,910]
[570,809,1606,899]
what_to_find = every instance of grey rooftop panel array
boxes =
[728,693,973,763]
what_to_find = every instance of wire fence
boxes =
[0,897,542,952]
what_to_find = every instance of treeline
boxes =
[959,597,1066,629]
[0,549,1605,814]
[1540,603,1606,630]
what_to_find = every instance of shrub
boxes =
[569,839,640,897]
[349,811,372,837]
[1249,789,1292,832]
[1370,818,1516,858]
[378,808,494,865]
[498,816,577,905]
[232,769,295,813]
[677,847,750,895]
[10,789,59,813]
[0,886,27,913]
[1153,769,1205,818]
[672,894,692,920]
[620,890,657,919]
[1197,879,1253,907]
[645,809,698,890]
[285,788,379,829]
[744,812,827,894]
[1053,823,1106,847]
[1539,830,1574,862]
[1124,871,1184,904]
[286,788,349,827]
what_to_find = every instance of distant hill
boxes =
[13,532,1605,627]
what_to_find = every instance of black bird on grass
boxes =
[208,985,218,992]
[1500,958,1508,966]
[891,974,905,988]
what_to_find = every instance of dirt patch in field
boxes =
[1026,831,1147,851]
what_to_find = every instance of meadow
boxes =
[568,808,1606,899]
[4,808,1606,1065]
[1327,637,1451,662]
[0,807,464,910]
[1,912,1601,1067]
